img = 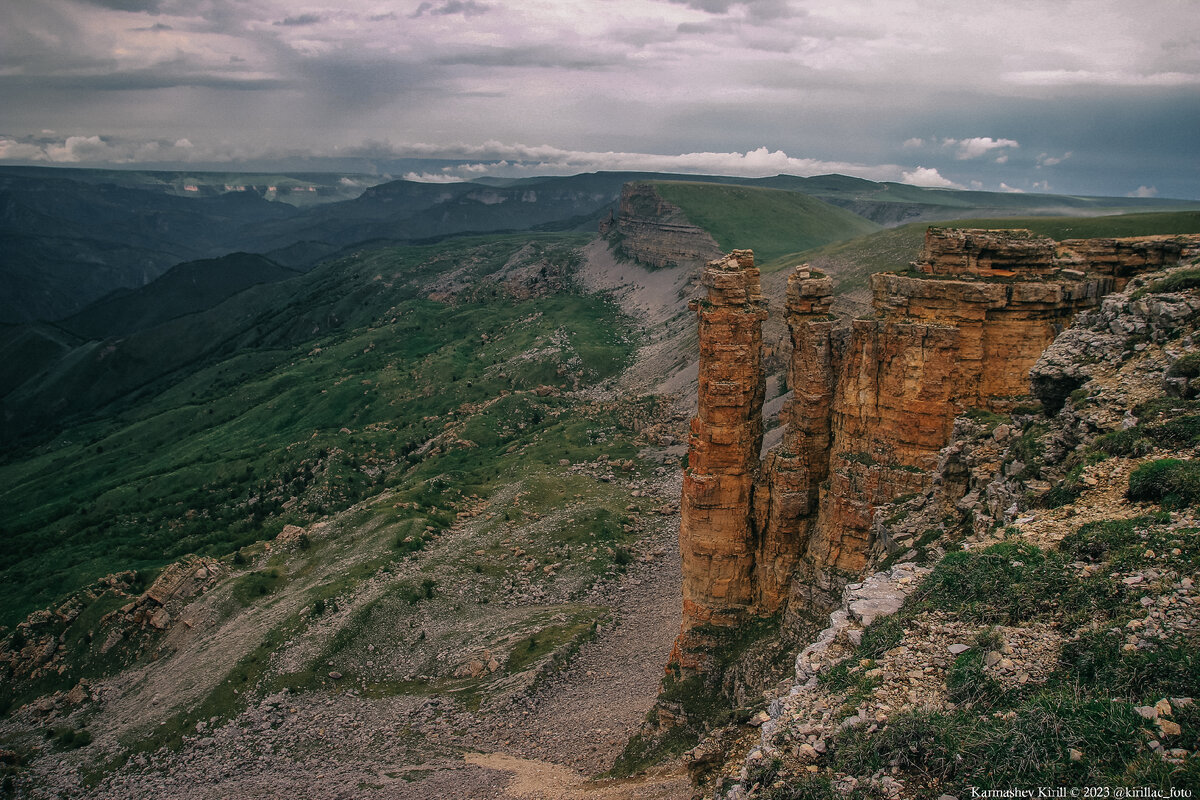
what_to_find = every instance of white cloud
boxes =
[0,133,932,185]
[360,141,910,181]
[1129,185,1158,198]
[0,138,45,161]
[0,133,238,164]
[998,182,1024,193]
[1037,151,1072,167]
[401,171,466,183]
[900,166,962,189]
[43,135,121,163]
[944,136,1020,160]
[902,137,924,149]
[1004,70,1200,87]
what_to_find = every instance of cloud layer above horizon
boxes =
[1,0,1198,197]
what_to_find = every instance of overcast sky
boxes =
[1,0,1198,197]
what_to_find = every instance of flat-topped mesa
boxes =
[673,250,768,669]
[606,182,724,269]
[914,227,1058,278]
[752,267,836,613]
[916,227,1200,288]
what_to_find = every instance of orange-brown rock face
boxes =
[676,250,768,649]
[753,268,835,613]
[871,271,1110,406]
[914,227,1058,278]
[1058,236,1198,290]
[786,229,1197,620]
[671,230,1198,667]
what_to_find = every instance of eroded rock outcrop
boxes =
[671,250,768,670]
[674,228,1200,664]
[752,268,836,614]
[1,555,221,697]
[606,183,723,270]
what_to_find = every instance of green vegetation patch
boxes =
[944,634,1014,712]
[906,541,1064,625]
[505,610,603,674]
[650,181,880,265]
[1127,458,1200,508]
[231,569,286,607]
[0,234,637,627]
[941,210,1200,241]
[832,700,1160,792]
[1140,268,1200,297]
[777,513,1200,797]
[606,721,699,780]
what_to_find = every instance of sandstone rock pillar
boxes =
[673,250,768,666]
[753,266,836,612]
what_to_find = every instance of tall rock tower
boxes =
[671,250,768,671]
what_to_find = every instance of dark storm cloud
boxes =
[431,46,622,71]
[0,69,289,92]
[676,20,718,34]
[285,52,450,112]
[274,14,323,26]
[410,0,491,18]
[74,0,163,11]
[667,0,797,21]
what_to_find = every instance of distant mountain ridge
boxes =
[3,165,1198,325]
[58,252,299,340]
[0,172,300,322]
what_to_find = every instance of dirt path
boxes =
[460,513,692,800]
[466,753,690,800]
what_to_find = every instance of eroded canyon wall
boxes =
[673,228,1200,665]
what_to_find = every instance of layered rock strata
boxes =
[676,250,768,652]
[751,268,835,613]
[674,228,1200,665]
[605,182,723,270]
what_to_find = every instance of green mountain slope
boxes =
[0,173,301,323]
[0,233,639,626]
[58,252,299,340]
[650,181,882,263]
